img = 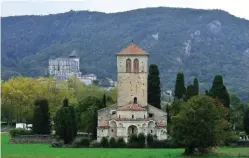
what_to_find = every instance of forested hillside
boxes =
[2,7,249,100]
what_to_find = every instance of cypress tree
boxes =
[148,64,161,109]
[205,90,209,95]
[32,103,42,134]
[102,94,106,108]
[174,72,186,100]
[185,84,195,101]
[91,107,98,140]
[32,99,51,134]
[166,104,171,123]
[209,75,230,108]
[244,108,249,135]
[54,98,77,144]
[63,98,69,107]
[193,78,199,96]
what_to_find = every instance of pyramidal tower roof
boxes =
[116,42,148,56]
[69,50,78,58]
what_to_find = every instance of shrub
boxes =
[137,133,146,148]
[152,140,165,148]
[72,137,90,148]
[128,134,138,143]
[109,137,117,148]
[127,134,139,148]
[127,133,147,148]
[51,139,64,148]
[146,134,154,148]
[100,137,109,148]
[9,128,33,137]
[127,142,140,148]
[89,140,101,148]
[116,137,126,148]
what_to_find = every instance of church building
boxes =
[97,42,167,142]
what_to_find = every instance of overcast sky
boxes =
[1,0,249,20]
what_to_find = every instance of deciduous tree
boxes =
[172,95,232,155]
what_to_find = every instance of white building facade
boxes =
[48,51,81,80]
[97,42,167,142]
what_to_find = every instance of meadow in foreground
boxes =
[1,134,249,158]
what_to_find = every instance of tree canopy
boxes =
[172,95,232,155]
[76,96,103,138]
[1,76,117,124]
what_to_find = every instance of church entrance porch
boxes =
[127,125,138,138]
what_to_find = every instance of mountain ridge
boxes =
[2,7,249,100]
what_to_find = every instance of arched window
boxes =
[133,97,137,104]
[126,59,131,73]
[133,59,139,73]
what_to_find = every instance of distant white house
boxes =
[81,74,97,80]
[165,90,173,96]
[78,78,93,86]
[78,74,97,85]
[106,78,117,87]
[16,123,32,131]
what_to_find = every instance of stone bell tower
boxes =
[116,42,149,107]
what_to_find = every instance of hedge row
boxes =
[9,128,34,137]
[51,133,182,148]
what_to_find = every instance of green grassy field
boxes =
[1,134,249,158]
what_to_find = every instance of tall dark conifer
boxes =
[244,108,249,135]
[148,64,161,109]
[209,75,230,108]
[54,98,77,144]
[193,78,199,96]
[174,72,186,100]
[102,94,106,108]
[32,99,51,134]
[185,84,195,101]
[166,104,171,123]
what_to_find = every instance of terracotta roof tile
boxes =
[98,121,109,127]
[116,42,148,56]
[119,104,146,111]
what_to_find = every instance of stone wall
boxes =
[10,135,53,144]
[148,105,167,121]
[117,55,148,107]
[117,73,148,107]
